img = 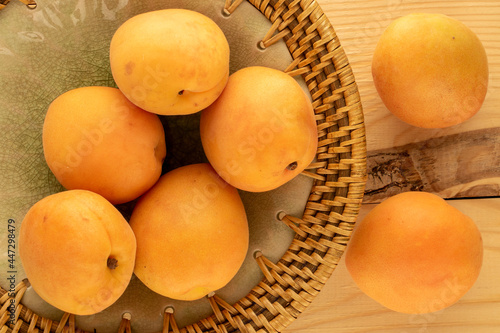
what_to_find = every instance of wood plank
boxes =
[364,127,500,203]
[285,198,500,332]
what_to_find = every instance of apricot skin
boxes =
[109,9,230,115]
[19,190,136,315]
[372,13,489,128]
[200,66,318,192]
[129,163,249,301]
[345,191,483,314]
[42,86,166,205]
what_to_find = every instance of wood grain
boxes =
[364,127,500,203]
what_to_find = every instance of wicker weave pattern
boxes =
[2,0,366,332]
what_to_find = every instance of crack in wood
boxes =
[364,127,500,203]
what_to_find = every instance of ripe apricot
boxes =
[43,86,166,204]
[19,190,136,315]
[129,163,249,301]
[345,191,483,314]
[200,66,318,192]
[110,9,230,115]
[372,13,489,128]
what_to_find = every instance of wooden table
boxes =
[286,1,500,332]
[1,1,497,332]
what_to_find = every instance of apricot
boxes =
[109,9,230,115]
[200,66,318,192]
[345,191,483,314]
[129,163,249,301]
[372,13,489,128]
[19,190,136,315]
[43,86,166,205]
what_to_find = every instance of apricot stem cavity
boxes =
[107,257,119,270]
[286,161,298,171]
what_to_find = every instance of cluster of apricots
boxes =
[19,8,318,315]
[346,13,488,314]
[19,8,488,319]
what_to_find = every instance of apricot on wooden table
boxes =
[129,163,249,301]
[372,13,489,128]
[43,86,166,205]
[19,190,136,315]
[345,191,483,314]
[110,9,230,115]
[200,66,318,192]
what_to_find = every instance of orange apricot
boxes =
[42,86,166,204]
[110,9,230,115]
[129,163,249,301]
[200,66,317,192]
[345,191,483,314]
[372,13,489,128]
[19,190,136,315]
